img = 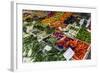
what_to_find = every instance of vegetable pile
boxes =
[76,27,91,43]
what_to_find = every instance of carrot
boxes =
[73,55,80,60]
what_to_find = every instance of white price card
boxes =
[63,47,75,60]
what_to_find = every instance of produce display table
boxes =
[22,10,91,62]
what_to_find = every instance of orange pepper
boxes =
[60,12,72,22]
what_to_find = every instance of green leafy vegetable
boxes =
[76,27,91,43]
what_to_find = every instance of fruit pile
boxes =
[41,12,72,28]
